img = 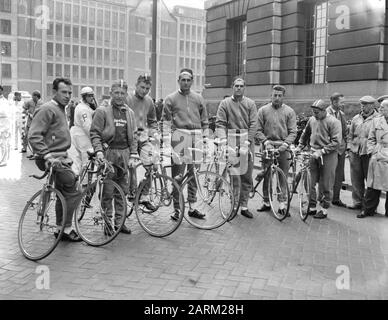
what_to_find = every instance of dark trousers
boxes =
[364,188,388,215]
[103,149,129,227]
[230,152,253,208]
[309,152,338,209]
[332,152,346,202]
[263,150,290,202]
[36,159,81,228]
[349,152,370,207]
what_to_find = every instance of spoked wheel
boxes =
[135,173,183,237]
[298,170,311,221]
[18,187,67,261]
[182,170,234,230]
[75,177,126,246]
[127,162,144,219]
[268,167,290,221]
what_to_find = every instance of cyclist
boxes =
[215,76,258,219]
[68,87,97,176]
[22,90,43,155]
[0,85,10,167]
[295,99,342,219]
[126,74,158,211]
[162,68,209,221]
[90,80,138,235]
[256,85,297,213]
[28,78,82,242]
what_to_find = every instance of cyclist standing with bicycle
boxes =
[28,78,82,242]
[126,74,158,211]
[90,80,138,235]
[295,99,342,219]
[256,85,297,213]
[215,77,258,219]
[162,68,209,221]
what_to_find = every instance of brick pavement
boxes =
[0,150,388,300]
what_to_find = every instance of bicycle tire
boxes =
[135,172,183,237]
[18,187,67,261]
[74,177,126,247]
[126,162,143,218]
[298,170,311,222]
[268,166,290,221]
[182,170,234,230]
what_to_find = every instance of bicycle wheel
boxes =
[126,162,143,218]
[135,173,183,237]
[298,170,311,221]
[182,170,234,229]
[18,187,67,261]
[268,166,290,221]
[74,177,126,246]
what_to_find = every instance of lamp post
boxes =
[0,47,5,86]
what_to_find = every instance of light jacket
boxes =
[366,116,388,191]
[256,103,297,146]
[326,105,347,154]
[348,110,380,156]
[298,113,342,154]
[71,101,95,138]
[215,95,258,145]
[90,103,137,154]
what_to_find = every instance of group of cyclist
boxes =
[22,68,388,243]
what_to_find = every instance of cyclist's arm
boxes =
[248,101,258,145]
[297,118,312,150]
[89,107,106,153]
[28,107,54,158]
[284,110,297,146]
[147,100,158,135]
[215,101,227,141]
[255,108,267,144]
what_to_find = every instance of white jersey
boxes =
[70,101,95,138]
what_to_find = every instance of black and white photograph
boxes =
[0,0,388,303]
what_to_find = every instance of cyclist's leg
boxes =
[171,162,185,211]
[187,163,198,205]
[54,166,82,230]
[113,165,128,228]
[309,157,319,210]
[278,150,291,202]
[239,152,253,209]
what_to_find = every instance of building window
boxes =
[55,64,62,77]
[104,49,110,63]
[89,47,95,61]
[89,8,95,25]
[112,69,117,80]
[73,65,79,79]
[64,3,71,21]
[97,48,102,61]
[73,26,79,40]
[1,63,11,78]
[89,67,94,79]
[230,18,247,81]
[104,11,110,28]
[0,0,11,13]
[97,29,103,42]
[56,2,63,20]
[104,68,110,81]
[1,41,11,56]
[47,63,53,77]
[81,66,87,79]
[81,26,87,41]
[81,46,87,60]
[81,6,88,24]
[135,17,145,33]
[89,28,95,41]
[97,10,103,27]
[304,1,328,84]
[119,69,124,79]
[55,43,62,58]
[56,23,62,39]
[64,44,71,58]
[64,64,71,78]
[0,19,11,34]
[73,45,79,59]
[112,12,118,29]
[64,25,71,38]
[47,42,53,57]
[47,22,54,36]
[73,5,80,23]
[97,67,102,80]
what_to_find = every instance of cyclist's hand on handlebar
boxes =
[293,146,302,154]
[45,157,61,169]
[312,150,323,160]
[128,154,140,167]
[264,140,274,150]
[96,151,105,164]
[278,142,289,153]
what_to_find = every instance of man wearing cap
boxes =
[256,85,297,212]
[296,99,342,219]
[216,77,258,219]
[90,80,138,234]
[358,99,388,218]
[326,93,348,208]
[162,68,209,221]
[22,90,43,154]
[126,74,158,211]
[347,96,380,211]
[68,87,97,176]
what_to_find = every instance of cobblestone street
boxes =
[1,150,388,300]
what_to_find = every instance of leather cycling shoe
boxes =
[140,200,157,211]
[241,209,253,219]
[171,210,181,221]
[118,225,131,234]
[61,230,83,242]
[188,209,205,220]
[347,203,362,210]
[357,211,374,219]
[332,200,347,208]
[257,204,271,212]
